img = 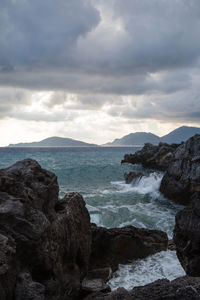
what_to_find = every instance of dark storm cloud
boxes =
[0,0,100,70]
[112,0,200,70]
[0,0,200,125]
[1,0,200,81]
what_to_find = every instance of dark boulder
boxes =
[84,276,200,299]
[0,159,92,300]
[81,267,112,298]
[160,134,200,204]
[124,172,144,184]
[89,224,168,272]
[0,158,59,220]
[122,142,178,171]
[174,192,200,276]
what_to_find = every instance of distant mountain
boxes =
[8,136,97,147]
[8,126,200,147]
[161,126,200,144]
[105,132,161,146]
[105,126,200,146]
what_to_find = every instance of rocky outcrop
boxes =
[174,192,200,276]
[122,142,179,171]
[124,171,144,184]
[160,134,200,204]
[0,159,92,300]
[0,158,172,299]
[84,276,200,299]
[89,224,168,272]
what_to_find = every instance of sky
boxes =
[1,0,200,146]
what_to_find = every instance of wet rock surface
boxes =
[89,224,168,272]
[124,171,144,184]
[122,142,179,171]
[84,276,200,299]
[160,134,200,204]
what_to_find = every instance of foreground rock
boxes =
[89,224,168,272]
[122,142,179,171]
[160,134,200,204]
[0,159,91,300]
[84,276,200,299]
[174,192,200,276]
[0,159,172,299]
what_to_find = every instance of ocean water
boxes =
[0,146,185,289]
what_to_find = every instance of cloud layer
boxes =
[0,0,200,145]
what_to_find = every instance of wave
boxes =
[111,172,163,198]
[109,250,185,291]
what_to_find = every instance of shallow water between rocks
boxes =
[0,146,185,290]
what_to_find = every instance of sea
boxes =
[0,146,185,289]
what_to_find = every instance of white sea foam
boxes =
[111,172,163,198]
[109,250,185,291]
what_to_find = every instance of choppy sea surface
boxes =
[0,146,185,289]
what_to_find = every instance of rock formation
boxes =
[0,159,92,300]
[0,158,170,299]
[122,142,179,171]
[89,224,168,272]
[174,192,200,276]
[122,134,200,205]
[160,134,200,204]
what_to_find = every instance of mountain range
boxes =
[8,126,200,147]
[106,126,200,146]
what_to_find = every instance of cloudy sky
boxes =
[1,0,200,146]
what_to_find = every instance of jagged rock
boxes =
[84,276,200,299]
[89,224,168,272]
[124,172,144,184]
[122,142,179,171]
[0,158,58,220]
[174,192,200,276]
[0,159,92,299]
[160,134,200,204]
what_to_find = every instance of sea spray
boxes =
[111,172,163,198]
[109,250,185,290]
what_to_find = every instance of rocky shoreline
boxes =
[0,134,200,299]
[0,159,168,299]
